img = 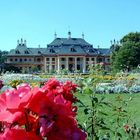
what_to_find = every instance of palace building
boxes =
[6,32,111,73]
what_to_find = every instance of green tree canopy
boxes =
[0,50,8,63]
[111,32,140,72]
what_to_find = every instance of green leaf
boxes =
[84,108,90,115]
[86,124,93,130]
[83,87,93,94]
[117,132,122,138]
[101,126,110,130]
[77,99,88,107]
[101,101,112,107]
[92,97,98,103]
[98,111,108,116]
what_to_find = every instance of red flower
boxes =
[46,115,86,140]
[43,78,60,91]
[0,128,43,140]
[0,79,86,140]
[60,81,78,102]
[0,84,32,124]
[124,124,130,133]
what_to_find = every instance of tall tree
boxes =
[0,50,8,63]
[111,32,140,72]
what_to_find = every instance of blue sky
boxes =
[0,0,140,51]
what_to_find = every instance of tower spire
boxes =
[54,32,57,39]
[21,38,23,44]
[82,32,84,39]
[17,39,19,46]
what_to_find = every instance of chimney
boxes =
[114,39,116,45]
[24,40,26,46]
[17,40,19,46]
[68,31,71,39]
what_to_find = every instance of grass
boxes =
[75,93,140,139]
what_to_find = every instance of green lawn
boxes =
[76,93,140,139]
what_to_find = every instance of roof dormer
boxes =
[50,49,55,53]
[15,50,20,54]
[24,50,29,54]
[70,47,76,52]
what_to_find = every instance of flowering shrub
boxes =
[96,83,129,94]
[0,79,86,140]
[96,83,140,94]
[0,74,44,85]
[129,85,140,93]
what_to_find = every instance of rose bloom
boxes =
[0,79,86,140]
